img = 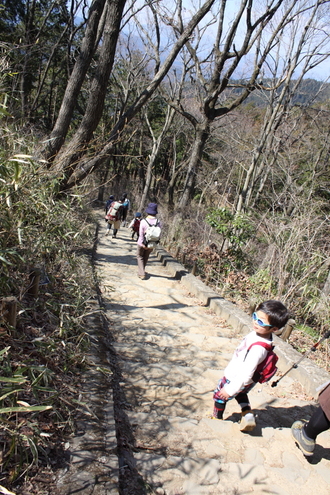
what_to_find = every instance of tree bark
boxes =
[44,0,108,161]
[52,0,126,183]
[179,121,210,210]
[235,1,327,214]
[139,105,176,210]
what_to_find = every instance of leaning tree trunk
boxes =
[44,0,108,161]
[52,0,127,182]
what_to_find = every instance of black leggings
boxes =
[122,208,128,221]
[235,392,251,412]
[304,406,330,440]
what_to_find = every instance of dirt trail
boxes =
[57,212,330,495]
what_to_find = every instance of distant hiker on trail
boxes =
[291,382,330,456]
[212,300,290,432]
[105,194,114,214]
[128,212,142,240]
[121,192,130,227]
[104,195,115,234]
[105,196,124,238]
[136,203,161,280]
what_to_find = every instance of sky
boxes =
[126,0,330,81]
[78,0,330,82]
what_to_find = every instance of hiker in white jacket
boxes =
[213,300,290,432]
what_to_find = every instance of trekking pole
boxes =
[271,330,330,388]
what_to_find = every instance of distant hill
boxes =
[232,78,330,107]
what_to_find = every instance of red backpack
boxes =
[132,218,141,233]
[246,342,278,384]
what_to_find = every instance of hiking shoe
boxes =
[291,420,315,456]
[240,411,256,432]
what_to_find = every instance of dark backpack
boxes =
[246,342,278,384]
[105,199,113,213]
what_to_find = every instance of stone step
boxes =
[125,411,330,494]
[130,446,330,495]
[111,340,234,370]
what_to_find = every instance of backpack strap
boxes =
[247,341,273,353]
[144,219,159,226]
[244,341,273,369]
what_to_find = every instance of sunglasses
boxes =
[252,312,273,328]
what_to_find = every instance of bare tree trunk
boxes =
[139,105,176,210]
[179,121,209,210]
[44,0,108,161]
[97,161,111,201]
[235,1,327,214]
[165,0,295,212]
[53,0,126,183]
[168,134,179,209]
[29,23,71,119]
[20,0,37,117]
[235,97,286,214]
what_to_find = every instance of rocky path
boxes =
[57,212,330,495]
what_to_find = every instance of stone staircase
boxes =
[108,304,328,495]
[57,212,330,495]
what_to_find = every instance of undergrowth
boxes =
[0,120,97,491]
[162,204,330,340]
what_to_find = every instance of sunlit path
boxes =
[58,210,330,495]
